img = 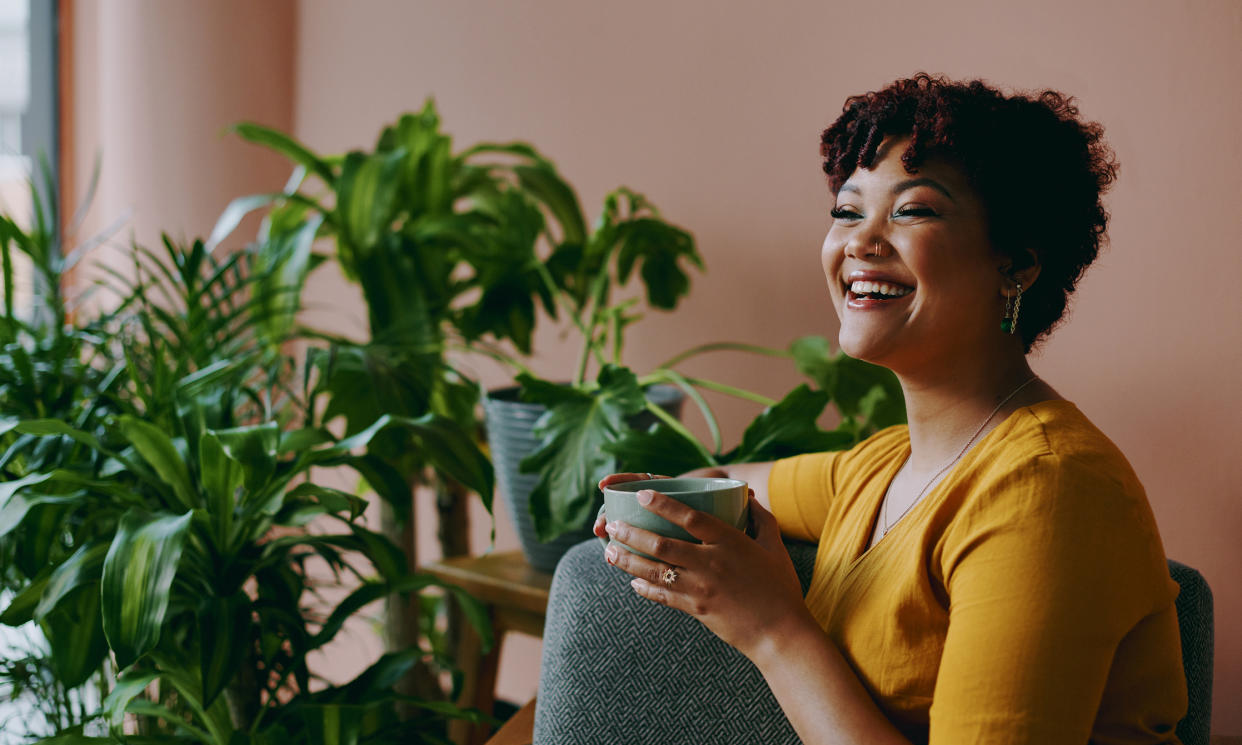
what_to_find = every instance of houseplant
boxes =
[216,101,603,671]
[480,185,703,569]
[0,180,495,744]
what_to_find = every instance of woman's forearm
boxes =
[751,610,912,745]
[681,461,774,509]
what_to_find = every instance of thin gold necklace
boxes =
[881,376,1039,536]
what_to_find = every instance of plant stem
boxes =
[532,260,605,384]
[641,369,722,454]
[658,341,792,370]
[678,375,778,407]
[643,399,718,467]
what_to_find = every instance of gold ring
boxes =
[661,567,678,587]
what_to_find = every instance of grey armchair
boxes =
[532,541,1213,745]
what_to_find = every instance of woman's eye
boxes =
[830,207,862,220]
[894,206,938,218]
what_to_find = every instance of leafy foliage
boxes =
[1,183,492,745]
[532,337,906,540]
[516,366,646,541]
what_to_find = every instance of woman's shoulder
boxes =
[966,399,1154,528]
[997,399,1141,488]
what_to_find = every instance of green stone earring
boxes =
[1002,282,1022,335]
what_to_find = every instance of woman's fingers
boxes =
[748,495,783,550]
[597,472,666,490]
[604,519,696,567]
[631,488,733,544]
[593,513,608,539]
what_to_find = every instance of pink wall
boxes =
[68,0,296,276]
[292,0,1242,731]
[65,0,1241,734]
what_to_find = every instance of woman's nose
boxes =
[845,236,891,259]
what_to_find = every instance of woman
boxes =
[593,75,1186,743]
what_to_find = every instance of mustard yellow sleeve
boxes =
[768,451,842,542]
[928,455,1184,744]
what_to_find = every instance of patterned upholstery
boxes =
[534,541,1213,744]
[533,539,815,745]
[1170,560,1214,745]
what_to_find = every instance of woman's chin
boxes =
[837,328,888,365]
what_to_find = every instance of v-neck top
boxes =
[768,400,1186,744]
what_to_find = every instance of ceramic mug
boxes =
[598,477,749,559]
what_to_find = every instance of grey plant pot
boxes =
[483,384,685,573]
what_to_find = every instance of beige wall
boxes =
[68,0,1241,734]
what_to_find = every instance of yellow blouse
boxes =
[769,400,1186,744]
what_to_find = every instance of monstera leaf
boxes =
[519,365,646,541]
[604,420,715,479]
[729,384,855,462]
[790,335,905,435]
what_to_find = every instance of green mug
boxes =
[598,477,749,559]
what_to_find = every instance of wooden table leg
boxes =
[448,607,502,745]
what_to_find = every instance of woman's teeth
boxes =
[849,280,913,298]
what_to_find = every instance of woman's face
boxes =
[821,137,1007,373]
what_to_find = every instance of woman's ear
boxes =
[999,248,1041,294]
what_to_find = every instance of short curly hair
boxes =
[820,73,1119,351]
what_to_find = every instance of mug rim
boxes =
[603,477,746,495]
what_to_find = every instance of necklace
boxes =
[881,375,1039,536]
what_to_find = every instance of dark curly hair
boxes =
[820,73,1119,351]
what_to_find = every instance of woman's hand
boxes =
[600,485,815,662]
[593,471,684,539]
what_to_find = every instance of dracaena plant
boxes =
[0,205,495,745]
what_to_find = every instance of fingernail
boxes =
[605,520,618,535]
[637,489,653,505]
[631,578,647,591]
[605,545,618,564]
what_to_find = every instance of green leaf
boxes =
[311,413,492,507]
[101,510,194,668]
[0,471,53,535]
[125,700,213,742]
[790,336,904,425]
[253,213,323,345]
[119,416,198,511]
[42,581,109,688]
[199,431,242,544]
[336,148,407,257]
[214,422,280,497]
[287,482,368,521]
[234,122,336,185]
[613,217,702,310]
[604,423,714,478]
[0,568,49,625]
[15,418,104,452]
[200,591,251,708]
[102,669,160,734]
[35,542,109,619]
[206,192,282,252]
[731,384,855,463]
[519,365,646,541]
[513,161,587,245]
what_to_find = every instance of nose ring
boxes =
[868,241,883,257]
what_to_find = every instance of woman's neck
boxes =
[896,353,1059,475]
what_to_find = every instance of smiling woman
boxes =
[542,74,1190,745]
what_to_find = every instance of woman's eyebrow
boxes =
[892,177,955,201]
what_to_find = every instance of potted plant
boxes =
[0,179,495,744]
[480,185,702,570]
